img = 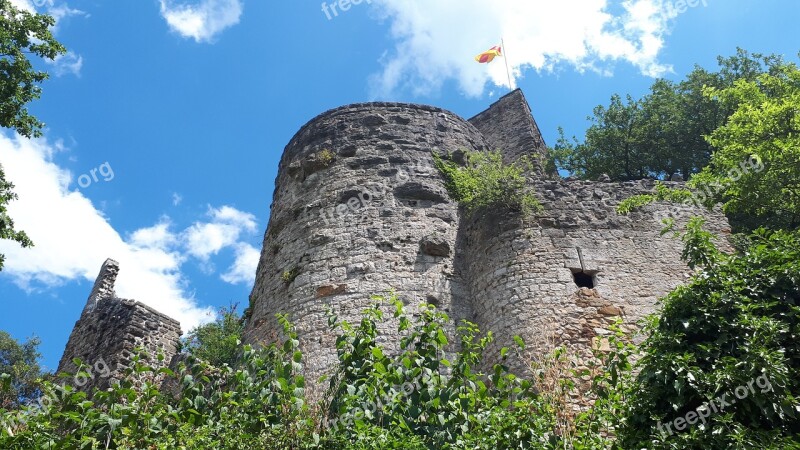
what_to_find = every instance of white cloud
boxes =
[46,51,83,77]
[46,3,88,24]
[221,243,260,285]
[159,0,243,43]
[172,192,183,206]
[184,206,257,261]
[369,0,683,97]
[0,133,262,332]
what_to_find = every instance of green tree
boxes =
[619,222,800,449]
[554,48,787,181]
[0,331,46,410]
[0,165,31,271]
[0,0,66,270]
[692,61,800,231]
[182,305,245,367]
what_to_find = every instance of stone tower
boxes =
[244,89,732,384]
[58,259,181,392]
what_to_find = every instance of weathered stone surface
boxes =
[458,179,731,374]
[244,101,486,390]
[420,234,451,257]
[316,284,348,298]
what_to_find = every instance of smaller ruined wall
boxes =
[468,89,552,176]
[58,259,181,392]
[458,179,732,375]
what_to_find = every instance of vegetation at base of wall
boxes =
[618,220,800,449]
[0,294,622,449]
[433,150,542,217]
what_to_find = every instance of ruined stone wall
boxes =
[457,179,732,374]
[244,102,488,386]
[58,260,181,392]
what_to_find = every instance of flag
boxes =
[475,45,502,63]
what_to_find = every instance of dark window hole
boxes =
[571,270,597,289]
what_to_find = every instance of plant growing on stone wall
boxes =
[282,267,300,285]
[616,181,695,217]
[433,150,542,217]
[318,148,335,167]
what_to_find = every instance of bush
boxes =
[619,220,800,449]
[182,304,245,367]
[0,295,617,449]
[433,150,542,217]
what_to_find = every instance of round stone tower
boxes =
[245,102,487,384]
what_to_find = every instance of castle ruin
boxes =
[59,89,731,392]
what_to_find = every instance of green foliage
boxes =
[182,304,245,368]
[554,48,787,181]
[0,0,65,270]
[615,181,695,215]
[619,225,800,449]
[325,296,557,449]
[1,321,316,449]
[0,295,621,449]
[282,267,300,285]
[691,61,800,231]
[0,164,32,271]
[0,331,47,409]
[0,0,66,138]
[433,150,542,217]
[318,148,336,167]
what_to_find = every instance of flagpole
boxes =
[501,36,513,90]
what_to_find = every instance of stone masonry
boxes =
[58,259,181,392]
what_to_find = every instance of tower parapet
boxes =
[468,89,552,176]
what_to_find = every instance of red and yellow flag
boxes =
[475,45,502,63]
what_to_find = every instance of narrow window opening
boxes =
[571,269,597,289]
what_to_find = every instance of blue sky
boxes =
[0,0,797,371]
